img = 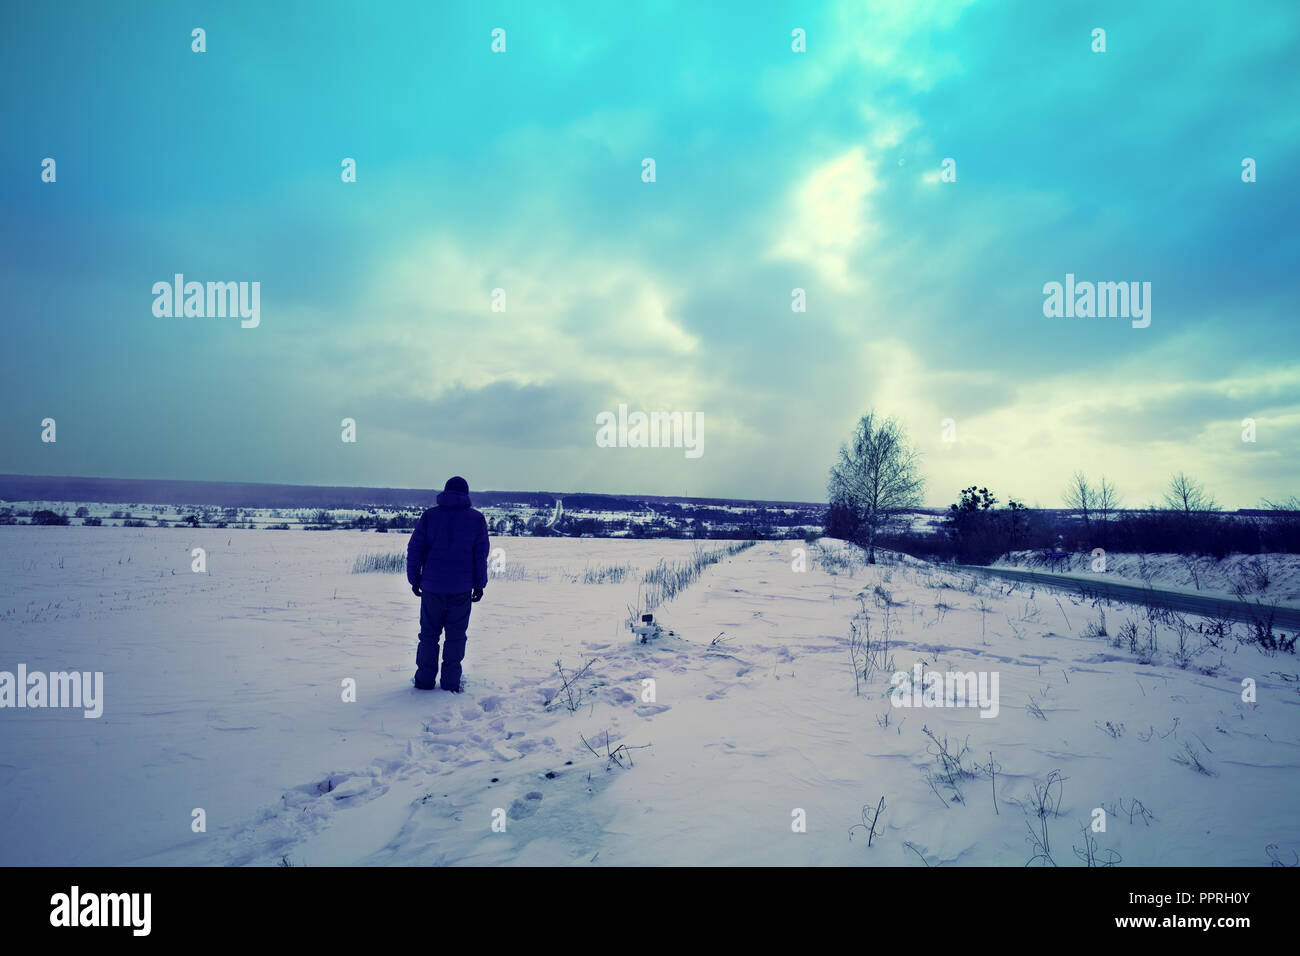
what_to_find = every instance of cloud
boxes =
[380,380,607,449]
[767,147,881,291]
[4,1,1297,506]
[344,234,703,398]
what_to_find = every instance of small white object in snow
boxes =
[631,613,674,643]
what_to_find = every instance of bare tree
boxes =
[1064,471,1094,536]
[1095,475,1122,523]
[1259,496,1298,550]
[1163,472,1218,517]
[827,411,925,564]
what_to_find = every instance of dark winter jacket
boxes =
[406,490,490,593]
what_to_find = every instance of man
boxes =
[406,476,489,692]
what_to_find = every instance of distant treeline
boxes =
[831,502,1300,564]
[0,474,820,515]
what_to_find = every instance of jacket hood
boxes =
[436,490,472,509]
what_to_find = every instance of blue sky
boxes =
[2,0,1297,508]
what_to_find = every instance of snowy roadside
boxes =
[995,550,1300,608]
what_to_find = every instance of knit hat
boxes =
[443,476,470,494]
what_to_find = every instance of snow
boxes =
[2,527,1298,866]
[996,550,1300,608]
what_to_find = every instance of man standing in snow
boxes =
[406,476,490,692]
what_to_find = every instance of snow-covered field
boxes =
[996,550,1300,608]
[2,527,1298,866]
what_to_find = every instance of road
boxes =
[954,564,1300,632]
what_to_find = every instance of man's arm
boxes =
[472,513,489,590]
[406,511,428,592]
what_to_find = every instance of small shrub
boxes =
[577,563,631,584]
[1232,556,1272,596]
[352,552,405,573]
[1118,618,1140,652]
[1081,610,1108,640]
[30,510,70,526]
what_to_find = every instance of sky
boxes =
[1,0,1297,509]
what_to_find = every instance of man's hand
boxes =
[471,587,484,603]
[411,584,422,597]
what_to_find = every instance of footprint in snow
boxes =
[494,742,523,761]
[507,792,544,820]
[298,773,387,804]
[329,775,388,803]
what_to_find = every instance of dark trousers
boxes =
[415,590,473,690]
